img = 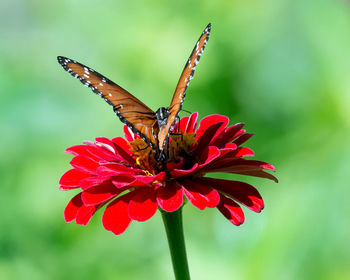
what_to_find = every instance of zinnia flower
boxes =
[59,113,277,235]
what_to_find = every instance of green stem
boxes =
[161,207,191,280]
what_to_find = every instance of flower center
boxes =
[129,133,197,174]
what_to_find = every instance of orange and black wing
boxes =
[57,56,159,149]
[158,23,211,152]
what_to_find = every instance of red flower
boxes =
[59,113,277,235]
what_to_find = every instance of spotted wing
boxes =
[158,23,211,153]
[57,56,159,149]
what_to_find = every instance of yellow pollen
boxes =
[143,170,153,176]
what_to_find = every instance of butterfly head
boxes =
[155,107,170,129]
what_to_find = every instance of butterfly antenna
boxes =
[180,109,192,115]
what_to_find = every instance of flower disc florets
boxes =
[59,113,277,235]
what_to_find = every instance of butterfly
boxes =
[57,23,211,164]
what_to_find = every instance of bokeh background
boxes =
[1,0,350,279]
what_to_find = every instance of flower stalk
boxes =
[161,207,191,280]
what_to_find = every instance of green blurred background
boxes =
[1,0,350,279]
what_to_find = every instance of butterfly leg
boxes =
[171,115,184,141]
[170,132,184,142]
[136,144,150,152]
[177,115,180,134]
[169,115,184,141]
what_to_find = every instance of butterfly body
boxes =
[58,24,211,165]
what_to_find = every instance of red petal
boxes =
[200,177,264,213]
[66,144,111,161]
[232,170,278,183]
[128,187,158,221]
[156,182,184,212]
[80,176,110,190]
[166,158,185,170]
[182,188,207,210]
[86,145,117,161]
[172,112,199,133]
[177,116,190,132]
[218,143,238,158]
[64,192,99,225]
[198,146,221,167]
[123,125,135,142]
[171,163,198,178]
[83,140,94,146]
[113,172,166,188]
[129,172,166,187]
[211,123,245,147]
[185,112,198,133]
[64,193,83,222]
[59,185,76,191]
[65,145,86,156]
[70,156,99,174]
[232,147,254,157]
[196,115,229,140]
[217,194,245,226]
[233,133,254,146]
[111,137,132,154]
[224,143,238,149]
[208,125,231,146]
[59,169,90,188]
[81,181,122,205]
[76,204,99,225]
[233,129,245,139]
[65,145,97,160]
[195,122,225,155]
[95,137,118,152]
[205,158,276,173]
[102,193,133,235]
[111,137,135,164]
[182,180,220,209]
[111,176,136,188]
[97,164,142,176]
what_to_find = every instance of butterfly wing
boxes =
[57,56,159,149]
[157,23,212,153]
